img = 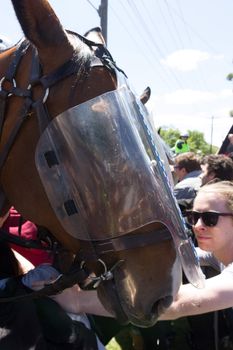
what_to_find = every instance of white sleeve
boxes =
[221,263,233,276]
[196,247,220,271]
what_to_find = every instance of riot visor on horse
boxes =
[0,0,204,327]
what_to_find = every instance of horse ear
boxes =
[140,86,151,105]
[84,27,106,46]
[11,0,73,71]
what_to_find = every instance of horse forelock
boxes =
[66,33,94,85]
[68,33,93,61]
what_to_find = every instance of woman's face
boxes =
[193,192,233,260]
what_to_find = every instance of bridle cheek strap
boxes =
[0,39,91,214]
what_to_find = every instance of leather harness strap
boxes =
[0,228,54,251]
[78,228,172,262]
[0,261,90,303]
[0,40,30,138]
[0,227,171,303]
[0,38,92,214]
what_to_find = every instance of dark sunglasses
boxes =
[186,210,233,227]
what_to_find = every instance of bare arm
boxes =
[12,249,34,273]
[52,285,113,317]
[159,272,233,320]
[25,265,113,317]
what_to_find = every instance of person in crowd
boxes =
[173,152,201,213]
[200,154,233,186]
[2,206,54,266]
[225,133,233,156]
[0,211,105,349]
[174,153,233,216]
[172,133,190,155]
[156,181,233,322]
[22,263,105,350]
[174,153,233,348]
[48,181,233,324]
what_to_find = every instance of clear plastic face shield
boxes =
[35,85,205,288]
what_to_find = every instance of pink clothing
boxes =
[2,207,53,266]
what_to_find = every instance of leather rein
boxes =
[0,34,172,303]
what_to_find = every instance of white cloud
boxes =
[153,89,215,105]
[213,54,225,61]
[161,49,211,72]
[151,88,232,105]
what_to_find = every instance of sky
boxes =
[1,0,233,148]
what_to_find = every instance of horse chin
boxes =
[116,295,174,328]
[97,281,129,326]
[97,254,181,327]
[98,278,174,328]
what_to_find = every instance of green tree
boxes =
[187,130,210,154]
[159,128,218,155]
[227,73,233,81]
[226,72,233,117]
[159,128,180,148]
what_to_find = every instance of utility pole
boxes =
[210,116,214,153]
[98,0,108,45]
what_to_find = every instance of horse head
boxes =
[0,0,204,327]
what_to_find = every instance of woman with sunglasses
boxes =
[159,180,233,320]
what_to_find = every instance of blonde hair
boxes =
[197,181,233,212]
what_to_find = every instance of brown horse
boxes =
[0,0,203,328]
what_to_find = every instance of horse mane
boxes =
[67,31,94,74]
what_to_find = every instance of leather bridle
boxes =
[0,34,172,307]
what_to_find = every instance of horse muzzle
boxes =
[97,257,181,328]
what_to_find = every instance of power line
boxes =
[109,1,173,90]
[166,2,220,55]
[164,0,185,49]
[156,0,182,51]
[85,0,98,12]
[121,0,185,89]
[142,0,170,53]
[175,0,192,44]
[173,0,209,91]
[154,0,208,91]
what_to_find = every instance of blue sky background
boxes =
[1,0,233,147]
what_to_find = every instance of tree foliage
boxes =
[227,73,233,81]
[159,128,218,155]
[226,72,233,117]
